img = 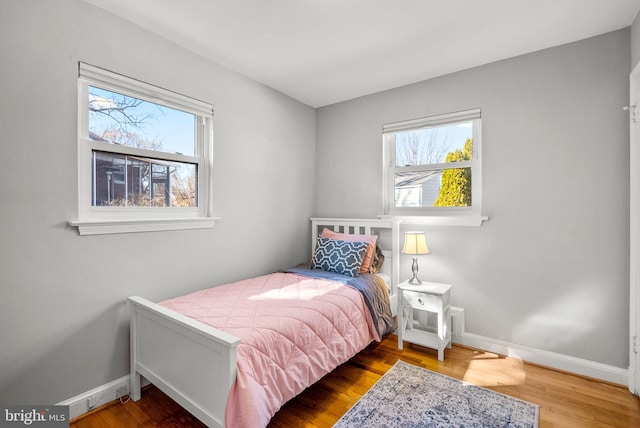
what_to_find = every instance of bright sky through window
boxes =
[395,123,472,167]
[89,86,196,156]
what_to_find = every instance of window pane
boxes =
[93,151,140,206]
[395,122,473,166]
[92,151,196,207]
[127,158,151,207]
[395,167,471,208]
[88,86,196,156]
[151,163,170,207]
[169,163,197,208]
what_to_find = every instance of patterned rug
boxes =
[333,360,539,428]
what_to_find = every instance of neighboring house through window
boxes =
[383,108,484,224]
[70,63,217,235]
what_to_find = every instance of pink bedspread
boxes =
[160,271,380,428]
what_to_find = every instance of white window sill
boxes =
[68,217,221,236]
[378,215,488,227]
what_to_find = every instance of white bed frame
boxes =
[129,218,400,428]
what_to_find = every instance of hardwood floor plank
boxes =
[71,334,640,427]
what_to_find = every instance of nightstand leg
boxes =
[445,305,451,350]
[397,291,405,350]
[437,308,444,361]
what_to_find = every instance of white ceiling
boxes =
[83,0,640,107]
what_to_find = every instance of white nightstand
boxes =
[397,280,452,361]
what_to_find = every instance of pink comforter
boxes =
[160,271,380,428]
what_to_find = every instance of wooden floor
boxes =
[71,334,640,427]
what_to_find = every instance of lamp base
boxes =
[408,257,422,285]
[408,276,422,285]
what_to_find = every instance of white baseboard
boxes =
[453,331,628,386]
[57,375,130,420]
[60,334,629,421]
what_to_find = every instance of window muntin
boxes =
[384,109,481,215]
[77,63,213,223]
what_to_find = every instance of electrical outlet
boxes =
[116,386,128,399]
[87,395,97,409]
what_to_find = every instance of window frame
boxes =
[382,108,486,226]
[70,63,218,235]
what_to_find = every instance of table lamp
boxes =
[402,231,430,285]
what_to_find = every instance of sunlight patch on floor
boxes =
[462,351,527,387]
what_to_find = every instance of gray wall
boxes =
[316,29,630,368]
[0,0,633,407]
[0,0,315,404]
[632,10,640,70]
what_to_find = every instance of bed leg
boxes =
[131,371,141,401]
[130,299,141,401]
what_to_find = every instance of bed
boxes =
[128,218,400,427]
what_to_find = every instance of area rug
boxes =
[333,360,539,428]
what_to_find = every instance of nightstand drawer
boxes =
[402,290,449,311]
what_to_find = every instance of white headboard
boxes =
[310,217,401,295]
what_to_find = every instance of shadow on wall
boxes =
[511,280,608,353]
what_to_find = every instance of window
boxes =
[383,109,484,224]
[71,63,217,235]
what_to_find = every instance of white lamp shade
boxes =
[402,232,430,255]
